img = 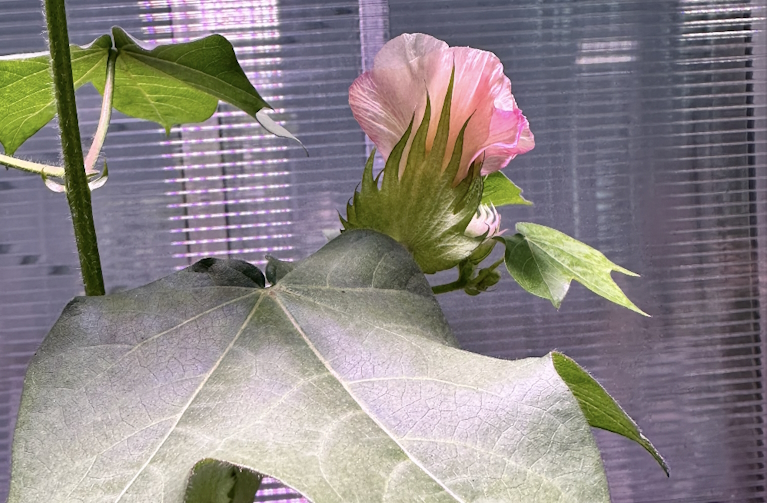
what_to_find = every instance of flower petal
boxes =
[349,33,534,182]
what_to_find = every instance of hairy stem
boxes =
[0,154,65,178]
[44,0,105,296]
[84,48,116,173]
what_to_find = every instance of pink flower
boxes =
[349,33,534,182]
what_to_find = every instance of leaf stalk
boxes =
[431,256,505,295]
[0,153,65,178]
[84,48,116,173]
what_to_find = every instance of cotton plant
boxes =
[1,4,665,502]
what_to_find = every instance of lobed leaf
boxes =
[499,222,647,315]
[481,171,532,207]
[7,229,656,503]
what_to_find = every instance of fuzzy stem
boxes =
[0,154,65,178]
[44,0,105,296]
[84,48,116,173]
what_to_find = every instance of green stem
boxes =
[43,0,105,296]
[0,154,65,178]
[431,256,505,295]
[84,48,116,173]
[432,279,467,295]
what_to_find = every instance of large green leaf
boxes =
[499,222,647,315]
[481,171,532,207]
[9,230,661,502]
[0,36,111,155]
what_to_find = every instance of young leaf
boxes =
[551,352,669,476]
[0,35,111,155]
[6,229,660,503]
[184,459,262,503]
[107,27,286,137]
[499,222,647,315]
[481,171,532,206]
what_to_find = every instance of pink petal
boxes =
[349,34,534,181]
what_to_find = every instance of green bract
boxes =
[481,171,532,207]
[342,73,484,274]
[0,27,296,156]
[8,230,663,503]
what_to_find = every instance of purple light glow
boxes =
[170,208,292,222]
[160,146,289,158]
[167,196,290,209]
[170,220,292,234]
[161,131,289,145]
[172,233,293,246]
[165,183,290,197]
[166,171,290,184]
[162,159,289,171]
[173,245,293,259]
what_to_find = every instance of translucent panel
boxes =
[388,0,767,501]
[1,0,766,502]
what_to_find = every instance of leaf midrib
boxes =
[123,49,253,110]
[274,286,580,503]
[271,291,467,503]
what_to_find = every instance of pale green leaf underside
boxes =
[500,222,648,315]
[10,230,618,503]
[481,171,532,207]
[551,353,669,476]
[0,35,111,155]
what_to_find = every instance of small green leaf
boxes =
[184,459,262,503]
[0,35,111,154]
[551,352,669,476]
[481,171,532,206]
[499,222,647,315]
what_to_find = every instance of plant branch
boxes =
[431,256,505,295]
[84,48,116,173]
[431,279,467,295]
[0,153,65,178]
[44,0,105,296]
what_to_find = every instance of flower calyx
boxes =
[341,71,485,274]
